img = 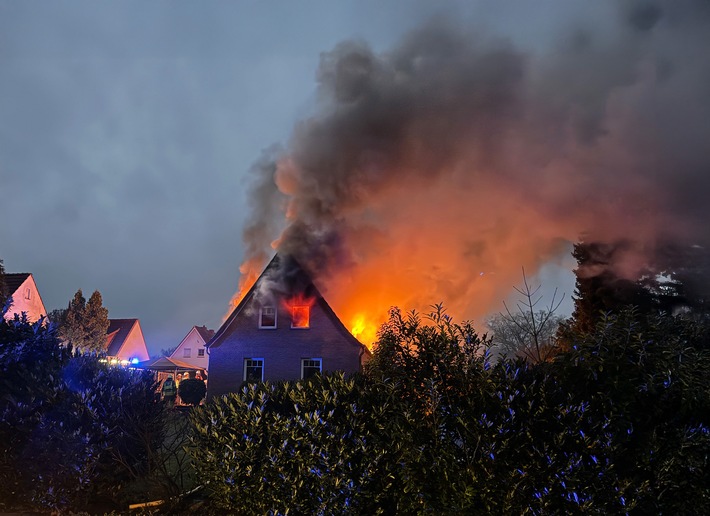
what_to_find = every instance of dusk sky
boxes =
[2,1,707,354]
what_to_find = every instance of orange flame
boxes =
[350,315,366,338]
[282,293,316,329]
[350,314,378,348]
[223,256,264,321]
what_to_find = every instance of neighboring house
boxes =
[170,325,214,372]
[105,318,150,364]
[2,273,48,323]
[207,254,371,399]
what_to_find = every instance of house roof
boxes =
[208,254,370,357]
[4,273,31,295]
[136,356,204,372]
[3,273,49,322]
[195,325,215,343]
[106,318,139,356]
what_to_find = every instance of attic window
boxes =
[25,288,31,300]
[197,349,205,357]
[260,306,277,329]
[291,306,310,329]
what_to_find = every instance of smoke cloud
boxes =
[234,1,710,341]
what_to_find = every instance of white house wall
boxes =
[117,322,150,362]
[4,275,47,323]
[170,327,210,371]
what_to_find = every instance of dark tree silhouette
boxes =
[0,259,8,310]
[177,372,206,406]
[57,289,110,353]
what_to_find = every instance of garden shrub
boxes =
[178,377,207,406]
[0,313,166,512]
[189,307,710,514]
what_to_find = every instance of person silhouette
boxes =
[162,375,177,408]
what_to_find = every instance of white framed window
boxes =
[183,348,191,358]
[291,306,310,329]
[301,358,322,379]
[197,348,205,357]
[244,358,264,382]
[259,306,277,328]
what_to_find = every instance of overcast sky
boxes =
[0,1,664,353]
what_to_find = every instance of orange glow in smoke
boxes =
[224,256,266,320]
[228,176,579,349]
[222,21,695,354]
[304,180,576,350]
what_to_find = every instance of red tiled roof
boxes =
[106,318,138,356]
[195,325,215,343]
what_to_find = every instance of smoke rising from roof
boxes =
[236,1,710,335]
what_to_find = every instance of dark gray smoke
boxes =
[234,1,710,328]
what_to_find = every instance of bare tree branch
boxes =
[488,268,566,363]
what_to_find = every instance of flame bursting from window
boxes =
[282,293,315,329]
[291,306,310,328]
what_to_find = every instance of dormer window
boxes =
[291,306,310,329]
[259,306,277,329]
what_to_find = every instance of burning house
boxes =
[206,254,371,398]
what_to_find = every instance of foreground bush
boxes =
[0,313,166,512]
[178,376,207,406]
[190,307,710,514]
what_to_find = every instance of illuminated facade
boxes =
[106,318,150,364]
[3,273,48,323]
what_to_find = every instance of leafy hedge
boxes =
[190,307,710,514]
[0,313,166,512]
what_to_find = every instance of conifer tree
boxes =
[84,291,110,353]
[568,239,710,334]
[59,289,110,353]
[61,289,87,346]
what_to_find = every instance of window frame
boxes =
[183,348,191,358]
[197,348,205,357]
[244,358,264,382]
[259,306,277,329]
[301,358,322,379]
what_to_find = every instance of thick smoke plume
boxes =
[234,1,710,343]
